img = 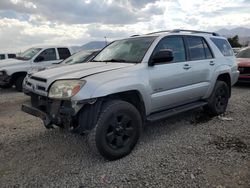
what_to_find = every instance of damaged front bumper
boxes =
[21,93,95,131]
[22,104,53,128]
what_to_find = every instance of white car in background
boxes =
[232,47,242,55]
[0,46,73,91]
[23,49,100,94]
[0,53,16,60]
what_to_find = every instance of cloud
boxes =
[0,0,162,25]
[0,0,249,51]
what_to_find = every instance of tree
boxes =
[227,35,242,47]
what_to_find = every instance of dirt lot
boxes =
[0,85,250,188]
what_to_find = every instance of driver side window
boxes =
[35,48,56,62]
[152,36,186,63]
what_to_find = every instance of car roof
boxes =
[29,45,70,49]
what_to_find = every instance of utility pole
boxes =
[104,36,108,46]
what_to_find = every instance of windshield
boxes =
[236,48,250,58]
[16,48,42,60]
[61,51,95,65]
[93,37,156,63]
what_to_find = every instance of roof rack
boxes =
[146,30,172,35]
[146,29,219,36]
[130,34,140,37]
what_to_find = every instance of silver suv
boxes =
[22,30,239,160]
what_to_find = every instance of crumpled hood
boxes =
[32,62,134,81]
[0,58,28,69]
[237,58,250,67]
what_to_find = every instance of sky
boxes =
[0,0,250,52]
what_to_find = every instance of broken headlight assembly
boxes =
[48,80,86,99]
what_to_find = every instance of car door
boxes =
[33,48,58,69]
[184,36,215,99]
[148,35,196,112]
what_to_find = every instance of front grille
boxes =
[238,67,250,75]
[37,86,46,91]
[30,76,47,83]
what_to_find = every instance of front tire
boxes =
[205,81,230,116]
[15,75,25,92]
[87,100,142,160]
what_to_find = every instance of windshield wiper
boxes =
[93,59,137,63]
[102,59,126,62]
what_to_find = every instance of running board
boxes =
[147,101,208,122]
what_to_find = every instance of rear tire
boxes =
[205,81,229,116]
[15,75,25,92]
[87,100,142,160]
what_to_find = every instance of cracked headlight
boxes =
[48,80,86,99]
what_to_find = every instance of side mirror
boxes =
[34,56,44,62]
[149,50,174,66]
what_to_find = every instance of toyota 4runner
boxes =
[21,30,239,160]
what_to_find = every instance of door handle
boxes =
[209,61,215,66]
[183,64,191,70]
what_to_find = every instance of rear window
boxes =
[0,54,5,60]
[210,38,233,56]
[58,48,71,59]
[8,54,16,58]
[236,48,250,58]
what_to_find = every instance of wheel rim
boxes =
[105,113,135,149]
[215,87,228,111]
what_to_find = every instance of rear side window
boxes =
[58,48,71,59]
[186,36,214,60]
[210,38,233,56]
[202,39,213,59]
[0,54,5,60]
[8,54,16,58]
[39,48,57,61]
[186,36,206,61]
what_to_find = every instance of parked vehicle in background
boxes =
[21,29,239,160]
[23,49,100,94]
[0,46,73,91]
[236,47,250,83]
[0,53,16,60]
[232,47,242,55]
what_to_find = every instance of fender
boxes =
[204,64,231,98]
[90,76,152,115]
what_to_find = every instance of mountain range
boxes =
[71,41,108,52]
[216,27,250,45]
[72,27,250,51]
[216,27,250,37]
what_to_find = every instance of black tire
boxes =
[0,84,12,89]
[205,81,230,116]
[15,75,25,92]
[87,100,142,160]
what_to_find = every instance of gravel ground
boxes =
[0,85,250,188]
